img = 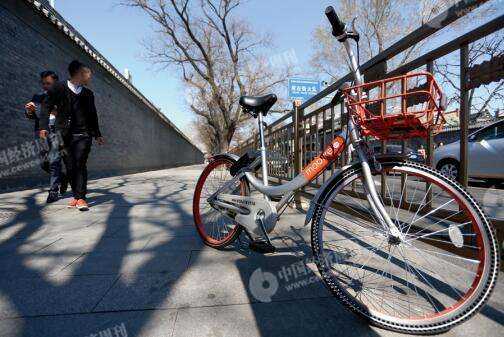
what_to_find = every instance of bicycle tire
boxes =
[310,159,499,334]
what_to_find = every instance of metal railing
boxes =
[233,0,503,190]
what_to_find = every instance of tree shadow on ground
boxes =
[0,173,203,337]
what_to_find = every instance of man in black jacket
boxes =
[25,70,68,203]
[40,60,105,211]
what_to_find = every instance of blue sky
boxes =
[53,1,503,131]
[54,0,335,131]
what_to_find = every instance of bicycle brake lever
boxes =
[346,17,360,42]
[351,17,358,34]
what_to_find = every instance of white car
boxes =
[433,120,504,183]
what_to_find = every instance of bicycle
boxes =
[192,6,499,334]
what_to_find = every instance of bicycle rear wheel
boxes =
[193,156,249,249]
[310,160,499,334]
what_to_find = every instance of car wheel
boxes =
[438,160,459,181]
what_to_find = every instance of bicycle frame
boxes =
[196,7,501,331]
[212,39,403,239]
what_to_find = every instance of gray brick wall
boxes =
[0,0,203,191]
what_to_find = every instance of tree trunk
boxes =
[213,128,230,154]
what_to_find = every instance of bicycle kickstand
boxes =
[249,218,276,254]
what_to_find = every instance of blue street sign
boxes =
[288,78,320,101]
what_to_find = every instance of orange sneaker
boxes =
[76,199,89,211]
[67,198,78,208]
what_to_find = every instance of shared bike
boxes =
[192,6,499,334]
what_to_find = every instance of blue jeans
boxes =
[47,130,64,193]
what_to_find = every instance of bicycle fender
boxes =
[209,153,240,162]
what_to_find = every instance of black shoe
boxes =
[46,191,59,204]
[59,174,68,195]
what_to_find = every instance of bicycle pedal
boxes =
[249,240,276,254]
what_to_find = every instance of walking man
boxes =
[418,144,427,162]
[25,70,68,203]
[40,60,105,211]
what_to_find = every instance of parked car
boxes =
[372,144,424,162]
[373,144,413,155]
[433,120,504,183]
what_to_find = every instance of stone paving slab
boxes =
[0,236,60,256]
[171,297,377,337]
[43,236,151,254]
[0,250,83,277]
[0,309,178,337]
[61,250,192,276]
[171,296,504,337]
[143,234,204,251]
[0,274,118,319]
[0,165,501,337]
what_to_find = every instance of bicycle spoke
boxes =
[406,221,471,243]
[315,163,490,324]
[395,174,408,225]
[322,204,388,236]
[405,244,466,301]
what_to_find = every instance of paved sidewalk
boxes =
[0,165,501,337]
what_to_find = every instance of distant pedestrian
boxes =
[24,70,68,203]
[418,144,426,161]
[40,60,105,211]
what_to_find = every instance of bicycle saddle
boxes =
[239,94,277,115]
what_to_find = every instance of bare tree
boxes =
[434,31,504,120]
[124,0,291,153]
[310,0,454,80]
[310,0,504,121]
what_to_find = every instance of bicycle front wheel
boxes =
[310,160,499,334]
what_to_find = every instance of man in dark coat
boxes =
[25,70,68,203]
[40,60,105,210]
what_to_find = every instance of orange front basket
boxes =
[343,72,446,140]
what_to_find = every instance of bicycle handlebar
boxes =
[325,6,346,37]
